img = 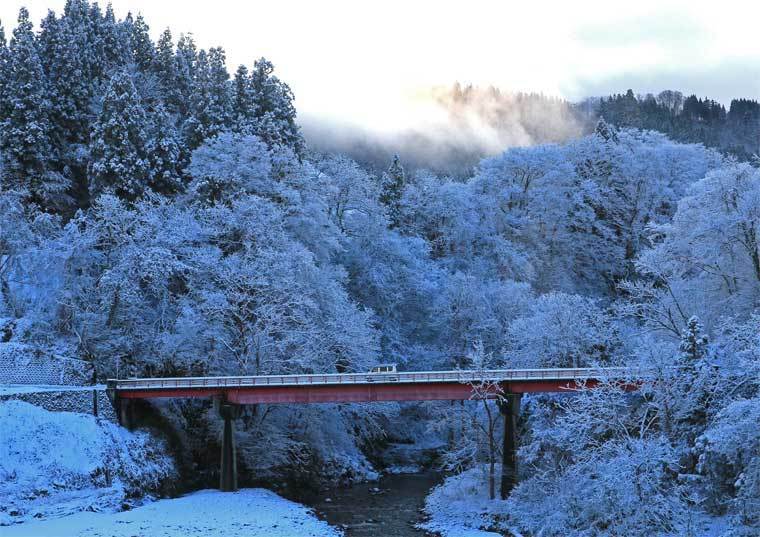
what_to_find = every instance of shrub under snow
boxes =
[421,466,508,537]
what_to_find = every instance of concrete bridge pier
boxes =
[498,393,521,499]
[118,398,134,430]
[216,401,242,492]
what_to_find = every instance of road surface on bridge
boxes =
[108,367,646,404]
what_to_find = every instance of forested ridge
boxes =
[0,2,758,536]
[310,86,760,178]
[0,1,301,214]
[595,89,760,161]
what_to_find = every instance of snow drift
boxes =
[0,400,177,526]
[2,488,341,537]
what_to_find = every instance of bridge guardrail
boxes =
[108,367,653,392]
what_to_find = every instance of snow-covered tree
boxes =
[188,131,273,204]
[472,143,598,291]
[153,28,179,111]
[0,8,69,211]
[434,273,532,367]
[232,64,256,130]
[622,162,760,334]
[128,13,154,71]
[97,3,131,74]
[507,436,692,536]
[88,71,150,200]
[38,8,88,144]
[594,115,618,142]
[145,103,184,195]
[246,57,303,152]
[697,398,760,529]
[184,47,233,150]
[507,292,620,368]
[314,154,383,233]
[379,154,405,227]
[173,33,197,118]
[0,189,37,317]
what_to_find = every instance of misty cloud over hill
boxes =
[305,84,760,174]
[302,84,592,176]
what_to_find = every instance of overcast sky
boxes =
[2,0,760,130]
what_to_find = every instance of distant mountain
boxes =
[590,89,760,160]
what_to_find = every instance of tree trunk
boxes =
[106,286,120,327]
[484,399,496,500]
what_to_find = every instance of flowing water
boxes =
[299,471,443,536]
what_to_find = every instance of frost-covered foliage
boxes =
[506,292,620,368]
[0,3,758,533]
[3,134,382,484]
[0,8,69,211]
[235,403,383,483]
[0,1,302,214]
[88,71,151,200]
[504,380,695,536]
[422,467,508,536]
[413,138,757,533]
[623,162,760,334]
[513,438,689,535]
[0,400,176,526]
[698,398,760,530]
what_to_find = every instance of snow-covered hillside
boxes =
[0,400,176,526]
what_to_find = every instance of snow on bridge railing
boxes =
[108,366,653,391]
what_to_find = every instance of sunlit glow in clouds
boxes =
[2,0,760,129]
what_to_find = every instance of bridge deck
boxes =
[108,367,645,404]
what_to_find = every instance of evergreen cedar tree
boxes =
[0,1,303,213]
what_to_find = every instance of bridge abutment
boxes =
[217,401,242,492]
[498,393,521,499]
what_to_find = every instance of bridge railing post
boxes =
[498,393,521,500]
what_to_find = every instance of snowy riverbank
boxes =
[421,465,735,537]
[421,467,508,537]
[0,400,176,526]
[1,400,342,536]
[2,488,342,537]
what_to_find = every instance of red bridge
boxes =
[107,367,647,496]
[107,367,642,403]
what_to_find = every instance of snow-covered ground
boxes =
[0,400,175,526]
[420,467,509,537]
[0,384,106,395]
[422,465,736,537]
[1,400,343,536]
[2,488,342,537]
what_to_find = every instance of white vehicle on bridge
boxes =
[366,363,398,382]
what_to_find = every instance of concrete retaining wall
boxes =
[0,343,94,386]
[0,343,116,421]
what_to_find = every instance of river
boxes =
[298,471,443,536]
